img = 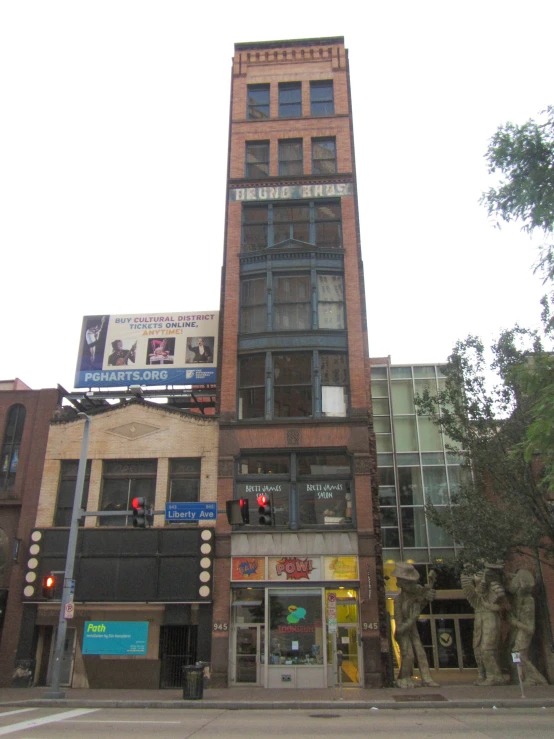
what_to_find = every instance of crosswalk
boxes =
[0,708,98,736]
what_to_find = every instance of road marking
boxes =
[0,708,98,736]
[0,711,37,719]
[67,720,182,724]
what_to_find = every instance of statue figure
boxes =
[506,569,547,685]
[461,565,506,686]
[392,562,439,688]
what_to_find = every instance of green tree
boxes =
[416,331,554,567]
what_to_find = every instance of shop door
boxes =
[47,627,76,687]
[234,625,264,684]
[159,625,198,688]
[426,615,476,670]
[336,625,360,684]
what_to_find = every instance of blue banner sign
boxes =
[165,502,217,522]
[82,621,148,655]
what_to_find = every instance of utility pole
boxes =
[45,412,91,699]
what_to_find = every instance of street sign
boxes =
[165,502,217,522]
[64,602,74,620]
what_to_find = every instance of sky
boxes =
[1,0,552,391]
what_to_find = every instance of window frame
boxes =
[312,137,337,174]
[99,459,157,527]
[310,81,334,116]
[278,82,302,118]
[245,141,270,179]
[278,139,303,176]
[238,350,350,420]
[247,84,270,119]
[1,404,26,492]
[241,199,342,251]
[235,451,354,530]
[54,460,91,527]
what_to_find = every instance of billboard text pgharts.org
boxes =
[75,312,218,388]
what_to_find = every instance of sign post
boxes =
[511,652,525,698]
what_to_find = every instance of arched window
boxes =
[1,404,26,491]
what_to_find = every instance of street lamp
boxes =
[44,412,91,699]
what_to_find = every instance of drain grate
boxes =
[393,693,447,702]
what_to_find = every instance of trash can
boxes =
[182,665,204,700]
[196,661,211,690]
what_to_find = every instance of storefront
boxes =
[230,554,361,688]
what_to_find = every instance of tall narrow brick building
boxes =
[213,37,385,688]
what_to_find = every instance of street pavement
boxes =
[0,682,554,710]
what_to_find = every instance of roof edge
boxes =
[235,37,344,52]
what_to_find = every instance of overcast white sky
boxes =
[1,1,551,391]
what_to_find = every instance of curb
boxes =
[1,699,554,710]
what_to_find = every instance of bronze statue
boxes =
[461,565,506,686]
[506,569,547,685]
[392,562,439,688]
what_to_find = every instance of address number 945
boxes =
[213,623,228,631]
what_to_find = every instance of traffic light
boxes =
[42,573,55,599]
[226,498,250,525]
[132,496,147,528]
[257,493,273,526]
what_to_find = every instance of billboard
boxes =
[82,621,148,655]
[75,312,218,388]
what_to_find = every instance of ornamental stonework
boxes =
[286,429,300,446]
[218,458,234,478]
[354,455,371,475]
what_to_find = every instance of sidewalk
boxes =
[1,683,554,710]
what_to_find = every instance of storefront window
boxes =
[232,588,265,623]
[298,481,352,525]
[269,589,323,665]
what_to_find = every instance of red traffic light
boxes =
[132,497,143,510]
[42,573,56,598]
[257,494,269,506]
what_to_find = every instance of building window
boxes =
[54,460,91,527]
[318,274,345,329]
[168,459,200,504]
[240,277,267,333]
[235,452,353,530]
[312,138,337,174]
[245,142,269,178]
[278,140,303,176]
[242,200,342,251]
[279,82,302,117]
[238,354,266,420]
[321,353,348,417]
[238,352,349,420]
[274,275,311,330]
[310,81,334,116]
[247,84,270,119]
[240,272,344,334]
[274,353,313,417]
[1,404,25,492]
[99,459,157,526]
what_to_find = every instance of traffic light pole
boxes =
[45,412,91,699]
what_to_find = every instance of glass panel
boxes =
[398,467,423,504]
[382,528,400,547]
[170,459,201,474]
[321,354,348,386]
[372,398,390,415]
[318,301,344,329]
[377,453,394,466]
[416,618,435,669]
[421,452,444,465]
[274,353,311,384]
[447,465,472,495]
[394,417,418,452]
[380,508,398,527]
[269,590,323,664]
[238,456,290,475]
[298,481,352,525]
[247,85,269,119]
[423,467,449,504]
[436,618,459,668]
[169,478,199,503]
[243,225,268,251]
[322,386,347,417]
[238,388,265,419]
[246,143,269,178]
[332,625,359,682]
[418,417,443,451]
[371,367,388,378]
[378,467,395,486]
[274,304,310,330]
[236,626,258,682]
[414,379,437,399]
[279,140,303,176]
[274,205,310,222]
[376,434,393,452]
[379,486,397,506]
[315,221,341,247]
[371,380,389,398]
[242,278,266,305]
[390,367,412,379]
[400,507,428,547]
[241,306,266,333]
[427,511,454,546]
[232,588,265,623]
[459,618,477,667]
[243,206,269,223]
[279,82,301,117]
[298,454,350,476]
[373,417,391,433]
[274,387,312,417]
[310,81,334,115]
[397,453,420,466]
[312,138,337,175]
[240,354,265,387]
[390,381,415,414]
[318,275,344,328]
[413,366,436,378]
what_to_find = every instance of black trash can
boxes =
[182,665,204,700]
